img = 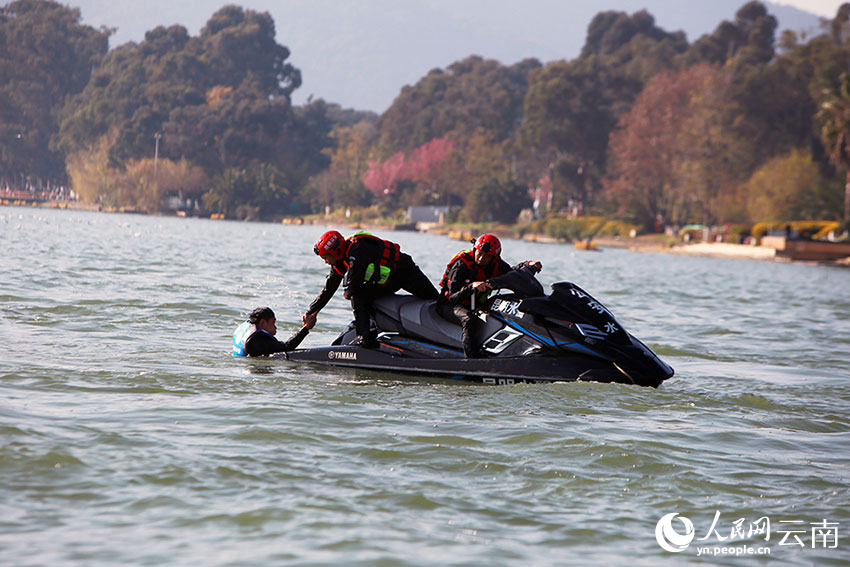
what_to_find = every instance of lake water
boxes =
[1,207,849,566]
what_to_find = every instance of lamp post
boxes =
[153,133,162,178]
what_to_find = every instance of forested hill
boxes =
[2,0,849,230]
[70,0,821,112]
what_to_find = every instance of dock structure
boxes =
[669,236,850,263]
[760,235,850,262]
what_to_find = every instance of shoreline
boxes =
[1,199,100,211]
[5,201,848,266]
[594,238,850,266]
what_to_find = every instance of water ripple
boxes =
[1,208,849,566]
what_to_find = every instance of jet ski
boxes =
[282,268,674,387]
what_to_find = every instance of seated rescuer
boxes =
[303,230,440,349]
[233,307,317,357]
[438,234,542,358]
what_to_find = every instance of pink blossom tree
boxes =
[362,151,406,197]
[403,137,456,188]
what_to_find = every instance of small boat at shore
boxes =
[574,239,599,251]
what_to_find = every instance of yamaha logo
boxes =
[328,351,357,361]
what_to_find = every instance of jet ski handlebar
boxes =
[486,265,545,300]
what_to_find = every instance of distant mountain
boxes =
[65,0,824,112]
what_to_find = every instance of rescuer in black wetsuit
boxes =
[438,234,542,358]
[303,230,439,348]
[233,307,316,357]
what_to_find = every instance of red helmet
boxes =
[474,234,501,257]
[314,230,345,262]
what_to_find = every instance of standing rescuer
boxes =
[303,230,439,348]
[438,234,542,358]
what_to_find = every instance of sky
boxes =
[55,0,834,111]
[777,0,844,16]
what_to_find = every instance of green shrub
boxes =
[534,215,636,241]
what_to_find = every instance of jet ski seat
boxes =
[398,300,463,348]
[371,295,463,349]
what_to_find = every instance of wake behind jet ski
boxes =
[282,269,674,387]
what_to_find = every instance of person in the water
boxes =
[233,307,316,357]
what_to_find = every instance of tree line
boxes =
[2,0,850,228]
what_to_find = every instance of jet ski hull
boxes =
[281,339,669,386]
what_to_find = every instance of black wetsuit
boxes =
[244,325,310,357]
[438,251,537,357]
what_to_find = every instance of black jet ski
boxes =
[282,269,674,387]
